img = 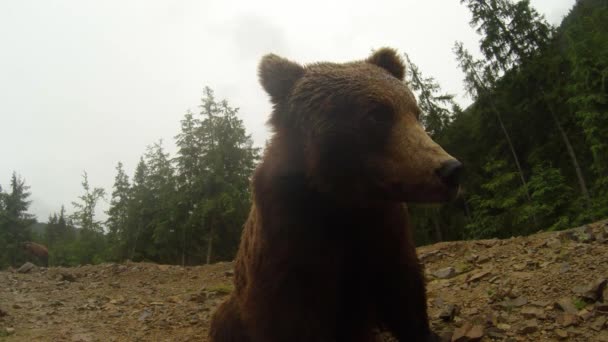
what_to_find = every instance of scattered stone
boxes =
[578,308,592,321]
[433,267,457,279]
[554,329,568,339]
[224,270,234,277]
[476,239,498,248]
[530,300,551,307]
[138,309,152,322]
[496,323,511,331]
[467,270,490,283]
[598,331,608,342]
[554,298,578,314]
[518,320,538,334]
[451,322,484,342]
[476,255,491,264]
[419,250,442,262]
[556,313,579,327]
[545,238,562,249]
[17,262,36,274]
[485,327,506,339]
[439,304,458,322]
[497,296,527,309]
[572,278,607,302]
[466,325,484,341]
[596,301,608,313]
[559,263,571,274]
[5,327,15,335]
[521,306,546,319]
[189,291,207,304]
[58,272,77,282]
[0,308,7,317]
[591,316,607,332]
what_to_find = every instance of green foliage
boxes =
[0,173,36,268]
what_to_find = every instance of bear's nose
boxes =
[436,160,463,187]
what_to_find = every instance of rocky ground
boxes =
[1,220,607,342]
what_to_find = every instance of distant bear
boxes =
[23,241,49,267]
[209,48,462,342]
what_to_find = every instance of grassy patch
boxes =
[208,283,234,295]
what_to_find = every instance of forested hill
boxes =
[409,0,608,245]
[1,0,606,268]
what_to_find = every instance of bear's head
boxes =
[259,48,462,203]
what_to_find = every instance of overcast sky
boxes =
[0,0,575,222]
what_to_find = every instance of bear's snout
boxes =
[436,159,463,188]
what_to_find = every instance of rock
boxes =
[466,325,484,341]
[224,270,234,277]
[497,296,527,309]
[433,267,457,279]
[598,331,608,342]
[467,270,490,283]
[591,316,607,332]
[596,301,608,313]
[58,272,77,282]
[572,278,607,302]
[5,327,15,335]
[419,250,442,262]
[559,263,571,274]
[477,255,491,264]
[556,313,579,327]
[518,320,538,334]
[545,238,562,249]
[578,308,592,321]
[138,309,152,321]
[554,329,568,339]
[521,306,546,319]
[496,323,511,331]
[485,327,506,339]
[17,262,36,273]
[0,308,7,317]
[554,298,578,314]
[439,304,458,322]
[562,225,594,243]
[451,324,469,342]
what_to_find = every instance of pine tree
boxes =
[145,140,178,263]
[194,87,259,263]
[126,158,152,261]
[0,172,36,267]
[70,172,106,264]
[106,162,131,260]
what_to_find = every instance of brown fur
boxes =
[23,242,49,267]
[209,48,459,342]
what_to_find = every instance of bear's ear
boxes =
[258,54,305,103]
[366,48,406,81]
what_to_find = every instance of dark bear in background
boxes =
[209,48,462,342]
[23,241,49,267]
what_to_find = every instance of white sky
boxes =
[0,0,575,222]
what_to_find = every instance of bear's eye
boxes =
[366,104,393,125]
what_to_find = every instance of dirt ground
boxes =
[1,220,607,341]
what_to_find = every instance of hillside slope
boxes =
[1,220,607,341]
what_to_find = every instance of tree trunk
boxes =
[433,209,443,242]
[181,226,186,267]
[466,60,538,228]
[541,90,591,206]
[206,224,214,265]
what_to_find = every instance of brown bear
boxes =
[23,241,49,267]
[209,48,462,342]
